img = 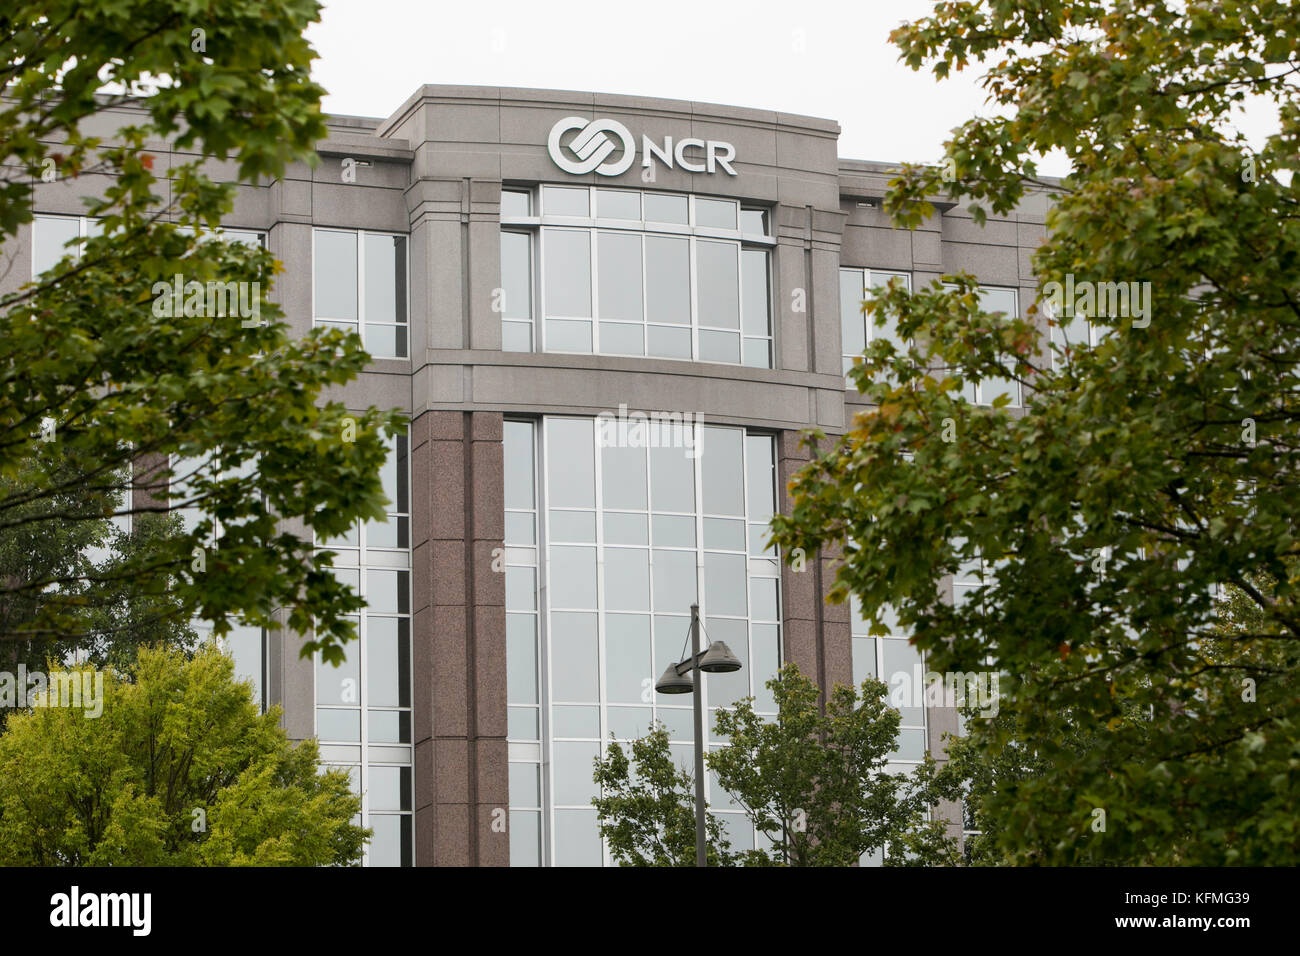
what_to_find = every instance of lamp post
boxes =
[653,602,742,867]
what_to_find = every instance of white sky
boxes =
[308,0,1282,179]
[309,0,1005,169]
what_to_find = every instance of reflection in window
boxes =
[500,187,773,367]
[314,431,413,866]
[505,417,782,865]
[941,283,1022,405]
[313,228,408,359]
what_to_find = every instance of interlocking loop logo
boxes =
[547,116,636,176]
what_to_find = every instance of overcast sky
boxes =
[307,0,1280,179]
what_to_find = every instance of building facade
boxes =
[10,85,1051,866]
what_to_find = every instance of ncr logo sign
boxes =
[547,116,737,177]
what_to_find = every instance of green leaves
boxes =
[593,664,959,866]
[1,0,399,660]
[775,0,1300,864]
[0,646,366,866]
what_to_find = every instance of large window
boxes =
[33,216,264,279]
[313,229,408,359]
[504,417,782,866]
[314,431,413,866]
[840,268,911,379]
[500,187,773,367]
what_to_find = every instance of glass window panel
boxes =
[600,444,647,511]
[226,625,263,706]
[652,514,695,547]
[604,614,651,705]
[743,338,770,369]
[368,709,411,743]
[365,515,406,550]
[510,762,540,808]
[596,189,640,220]
[644,193,688,224]
[696,198,738,230]
[597,232,643,322]
[549,546,597,609]
[703,617,748,707]
[750,577,778,621]
[33,216,81,275]
[658,707,694,741]
[977,287,1018,317]
[653,549,698,612]
[367,814,407,867]
[599,322,643,355]
[368,766,411,812]
[542,186,590,217]
[507,613,538,705]
[741,249,770,336]
[893,727,928,761]
[701,427,744,515]
[501,189,531,217]
[366,569,409,614]
[650,445,695,512]
[503,320,533,352]
[506,566,537,611]
[316,649,359,706]
[603,512,648,545]
[751,623,781,712]
[367,616,409,707]
[365,324,405,359]
[645,237,690,325]
[364,234,405,326]
[546,419,595,508]
[504,511,536,544]
[703,517,746,550]
[697,241,740,329]
[841,269,866,358]
[504,420,536,511]
[745,435,776,520]
[314,230,358,321]
[646,324,692,358]
[317,708,360,742]
[704,552,747,617]
[853,636,878,687]
[509,706,540,739]
[607,705,653,739]
[553,743,600,805]
[501,231,532,320]
[604,548,650,612]
[544,230,592,317]
[545,318,592,352]
[549,510,596,543]
[740,208,768,235]
[550,612,599,701]
[699,330,740,364]
[883,639,925,726]
[510,810,541,866]
[553,809,603,866]
[552,705,600,738]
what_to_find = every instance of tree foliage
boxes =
[772,0,1300,864]
[0,645,366,865]
[594,664,959,866]
[0,0,403,661]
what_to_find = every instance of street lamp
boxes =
[653,602,742,867]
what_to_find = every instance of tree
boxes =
[593,664,959,866]
[771,0,1300,863]
[0,645,366,865]
[1,0,403,662]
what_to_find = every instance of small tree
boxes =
[594,664,959,866]
[0,645,366,865]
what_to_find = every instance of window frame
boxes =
[311,226,410,360]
